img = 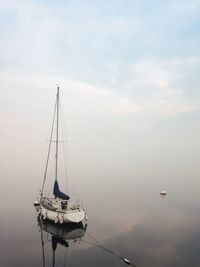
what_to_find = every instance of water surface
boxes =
[1,184,200,267]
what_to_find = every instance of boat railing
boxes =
[67,199,84,210]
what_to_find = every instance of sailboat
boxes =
[34,87,87,224]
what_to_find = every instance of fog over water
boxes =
[1,83,200,267]
[0,72,200,266]
[0,71,200,265]
[1,1,200,266]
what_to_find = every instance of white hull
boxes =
[38,218,86,240]
[41,205,86,224]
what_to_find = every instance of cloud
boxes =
[0,0,200,128]
[1,53,200,134]
[111,57,200,121]
[0,70,141,119]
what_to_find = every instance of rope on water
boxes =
[83,231,136,266]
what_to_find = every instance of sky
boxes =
[0,0,200,212]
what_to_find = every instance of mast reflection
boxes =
[37,218,87,267]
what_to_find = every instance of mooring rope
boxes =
[82,231,136,266]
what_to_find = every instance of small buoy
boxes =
[123,258,131,265]
[160,189,167,198]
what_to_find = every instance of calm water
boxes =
[1,186,200,267]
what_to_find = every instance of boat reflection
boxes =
[37,219,134,266]
[37,218,87,267]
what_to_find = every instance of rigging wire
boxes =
[41,93,57,196]
[59,94,76,199]
[59,96,70,194]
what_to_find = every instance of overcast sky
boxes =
[0,0,200,211]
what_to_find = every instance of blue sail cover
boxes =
[53,180,70,200]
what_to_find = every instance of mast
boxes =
[55,87,59,181]
[41,87,70,200]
